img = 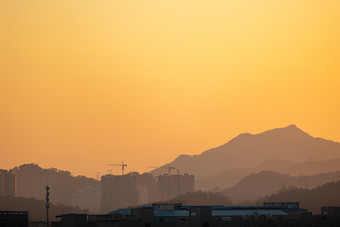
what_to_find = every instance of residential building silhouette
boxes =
[101,173,194,213]
[0,170,16,197]
[158,173,195,201]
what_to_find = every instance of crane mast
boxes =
[107,161,128,175]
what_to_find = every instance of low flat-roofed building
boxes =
[52,202,340,227]
[322,206,340,218]
[52,214,95,227]
[0,211,28,227]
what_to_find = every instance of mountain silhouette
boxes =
[150,125,340,189]
[203,158,340,190]
[220,170,340,203]
[166,190,232,206]
[261,179,340,212]
[0,196,87,221]
[12,163,99,208]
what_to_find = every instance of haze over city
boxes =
[2,1,340,226]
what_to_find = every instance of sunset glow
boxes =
[1,0,340,178]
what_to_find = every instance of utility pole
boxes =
[45,185,50,227]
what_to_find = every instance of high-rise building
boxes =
[137,173,158,205]
[158,173,194,201]
[101,172,194,213]
[101,173,138,213]
[100,172,158,213]
[138,185,148,206]
[71,185,102,213]
[0,170,16,197]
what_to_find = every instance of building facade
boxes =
[101,173,159,213]
[0,170,16,197]
[101,173,139,213]
[158,174,194,201]
[101,172,194,213]
[71,185,102,213]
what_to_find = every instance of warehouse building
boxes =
[52,202,325,227]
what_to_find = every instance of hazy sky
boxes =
[1,0,339,178]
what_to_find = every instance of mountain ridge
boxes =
[11,163,100,211]
[150,125,340,189]
[261,179,340,212]
[220,170,340,203]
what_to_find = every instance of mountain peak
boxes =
[258,124,311,139]
[279,124,302,131]
[150,125,340,183]
[287,124,298,128]
[226,125,309,146]
[283,124,303,132]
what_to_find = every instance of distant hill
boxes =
[150,125,340,189]
[196,158,340,190]
[220,170,340,203]
[0,196,87,221]
[260,180,340,213]
[166,190,232,206]
[245,158,340,176]
[11,163,99,207]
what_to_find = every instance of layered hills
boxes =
[0,196,87,221]
[150,125,340,189]
[3,124,340,213]
[12,164,99,207]
[261,179,340,212]
[220,170,340,203]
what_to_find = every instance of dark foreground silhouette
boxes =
[0,196,87,221]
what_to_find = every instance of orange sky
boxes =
[1,0,340,178]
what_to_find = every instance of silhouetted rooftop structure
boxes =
[0,211,28,227]
[52,202,340,227]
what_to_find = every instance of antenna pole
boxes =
[45,185,50,227]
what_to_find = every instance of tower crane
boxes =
[107,161,127,175]
[148,164,176,175]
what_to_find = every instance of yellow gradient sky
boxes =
[1,0,340,178]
